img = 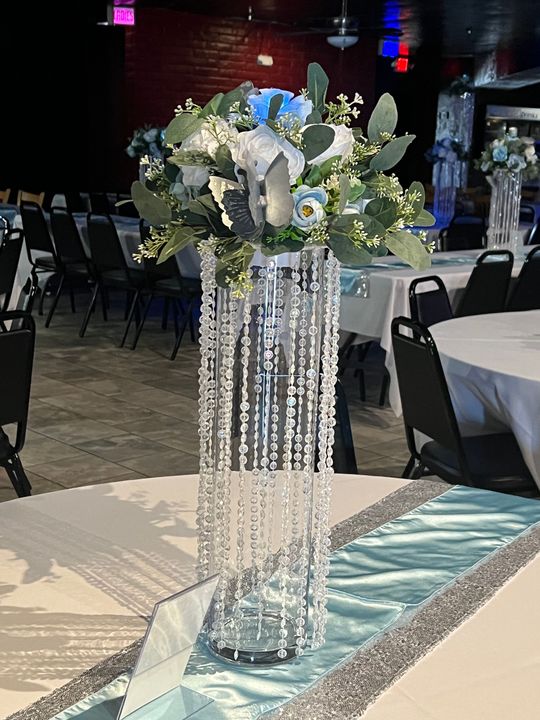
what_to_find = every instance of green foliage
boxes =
[338,174,351,213]
[370,135,416,171]
[131,181,172,226]
[406,181,425,217]
[384,230,431,270]
[215,146,237,181]
[164,113,204,145]
[307,63,329,115]
[414,208,436,227]
[327,232,374,265]
[367,93,398,143]
[302,125,335,163]
[268,93,284,122]
[158,226,205,263]
[364,197,398,229]
[199,93,225,119]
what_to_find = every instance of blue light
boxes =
[381,39,400,57]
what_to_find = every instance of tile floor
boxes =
[0,292,411,502]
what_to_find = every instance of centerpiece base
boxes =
[208,610,297,665]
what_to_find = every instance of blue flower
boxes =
[248,89,313,127]
[291,185,327,229]
[492,146,508,162]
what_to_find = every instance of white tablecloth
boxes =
[1,474,539,719]
[430,310,540,487]
[340,249,531,415]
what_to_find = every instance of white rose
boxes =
[182,166,209,188]
[342,199,370,214]
[525,144,537,159]
[182,119,238,159]
[305,123,355,166]
[231,125,305,183]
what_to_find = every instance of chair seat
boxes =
[35,255,58,271]
[101,269,146,289]
[421,434,538,493]
[154,277,202,296]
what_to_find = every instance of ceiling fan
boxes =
[280,0,402,49]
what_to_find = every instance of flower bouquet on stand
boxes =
[476,129,539,251]
[126,126,166,180]
[131,63,434,665]
[426,137,468,225]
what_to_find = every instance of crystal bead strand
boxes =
[232,278,253,659]
[311,251,341,647]
[196,241,217,580]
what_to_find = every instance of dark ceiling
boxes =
[143,0,540,56]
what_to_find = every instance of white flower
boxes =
[305,123,355,166]
[182,118,238,159]
[231,124,305,183]
[507,153,527,172]
[182,166,209,188]
[524,144,537,162]
[342,199,370,214]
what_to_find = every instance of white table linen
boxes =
[431,310,540,487]
[1,473,539,719]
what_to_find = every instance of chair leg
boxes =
[45,273,65,328]
[38,277,50,316]
[124,291,132,320]
[410,463,426,480]
[378,371,390,407]
[99,285,108,321]
[161,297,170,330]
[401,455,416,478]
[79,282,100,337]
[69,288,76,313]
[120,289,141,348]
[4,454,32,497]
[131,294,153,351]
[170,298,193,361]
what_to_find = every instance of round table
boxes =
[1,474,540,720]
[431,310,540,487]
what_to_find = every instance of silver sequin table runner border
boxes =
[10,478,535,720]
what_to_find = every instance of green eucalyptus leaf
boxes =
[414,208,436,227]
[370,135,415,171]
[367,93,398,143]
[197,193,219,215]
[260,236,304,256]
[217,86,245,116]
[338,174,351,214]
[318,155,342,177]
[199,93,224,119]
[327,231,374,266]
[158,226,203,263]
[302,125,335,163]
[406,181,425,217]
[164,162,180,182]
[349,182,366,202]
[215,145,237,180]
[131,181,172,226]
[304,164,323,187]
[364,197,398,229]
[307,62,329,114]
[268,93,284,122]
[352,127,366,141]
[384,230,431,270]
[164,113,204,145]
[306,109,323,124]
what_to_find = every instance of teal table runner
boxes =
[50,486,540,720]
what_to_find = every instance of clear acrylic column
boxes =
[433,161,457,226]
[197,245,341,665]
[487,169,522,252]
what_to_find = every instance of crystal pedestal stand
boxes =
[433,161,457,226]
[197,243,341,665]
[487,169,522,253]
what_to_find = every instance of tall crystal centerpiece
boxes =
[197,246,340,663]
[433,160,457,226]
[487,169,522,251]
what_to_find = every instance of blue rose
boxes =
[291,185,327,229]
[248,89,313,127]
[492,146,508,162]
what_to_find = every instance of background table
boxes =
[1,474,539,719]
[431,310,540,488]
[340,249,531,415]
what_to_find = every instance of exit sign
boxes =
[113,7,135,25]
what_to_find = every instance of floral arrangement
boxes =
[131,64,434,291]
[126,126,166,159]
[425,137,468,164]
[476,129,539,180]
[446,74,474,97]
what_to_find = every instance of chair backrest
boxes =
[526,219,540,246]
[440,218,486,251]
[50,207,88,265]
[0,215,10,245]
[0,230,24,312]
[0,312,35,452]
[507,246,540,311]
[17,190,45,206]
[64,191,87,213]
[117,194,140,218]
[455,250,513,317]
[89,192,111,215]
[519,204,536,224]
[87,214,127,275]
[391,317,467,475]
[333,379,358,474]
[409,275,453,327]
[20,201,56,256]
[0,188,11,204]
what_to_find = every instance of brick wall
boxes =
[124,8,377,132]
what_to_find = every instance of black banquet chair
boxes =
[455,250,513,317]
[46,208,93,327]
[80,214,146,346]
[392,316,537,495]
[506,246,540,312]
[0,230,24,314]
[519,204,536,224]
[409,275,453,327]
[526,219,540,246]
[0,311,36,497]
[439,216,486,252]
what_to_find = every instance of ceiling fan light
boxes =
[327,33,358,49]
